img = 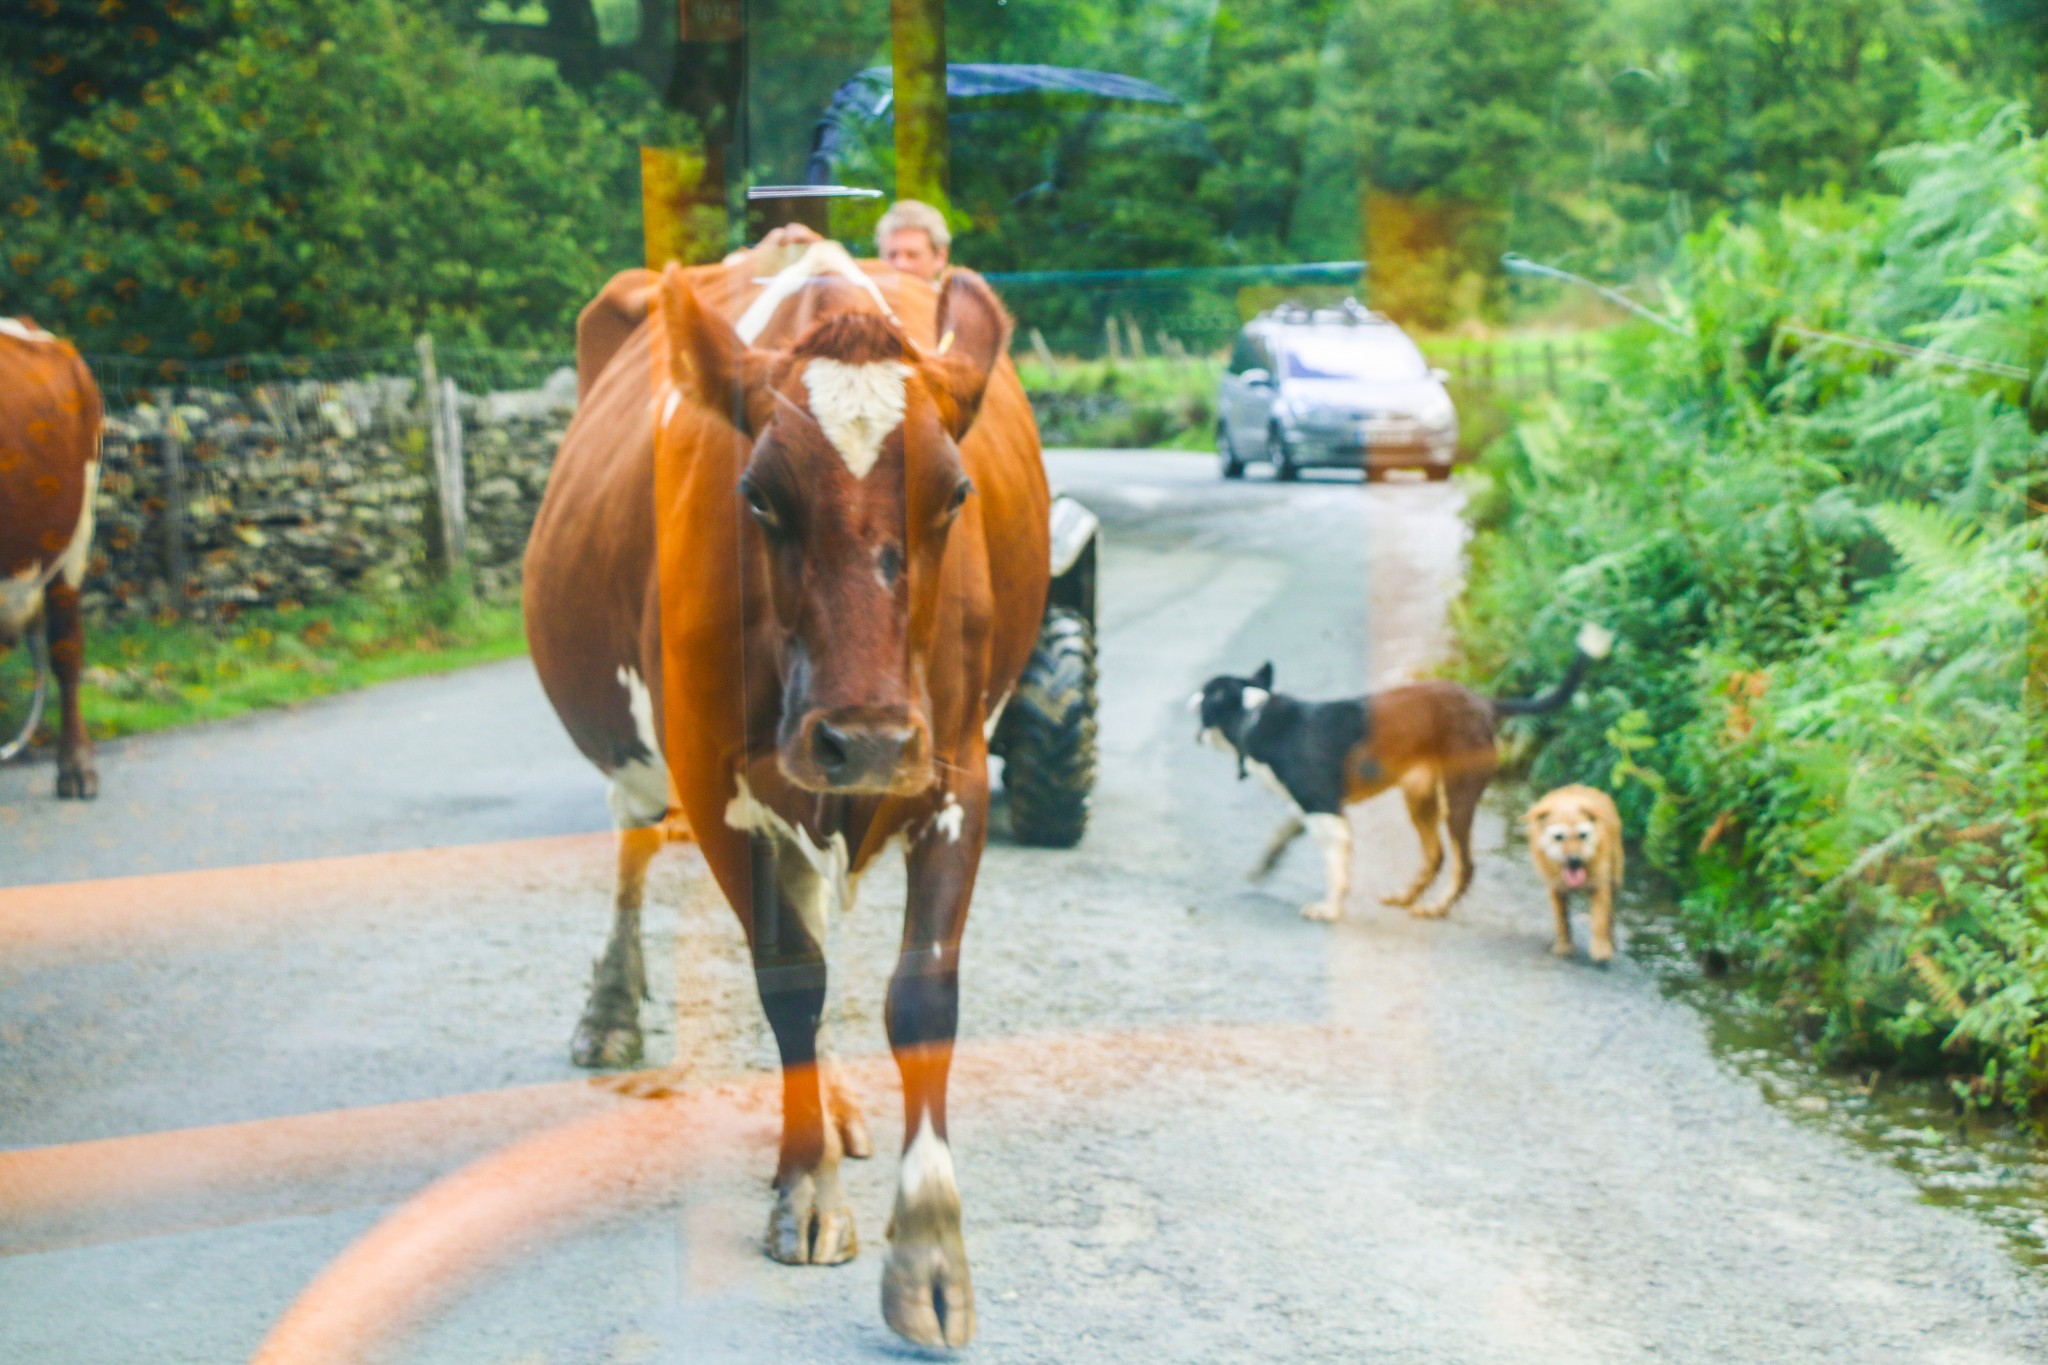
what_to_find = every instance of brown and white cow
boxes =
[1,317,101,799]
[523,240,1048,1347]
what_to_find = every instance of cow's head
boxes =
[660,264,1011,794]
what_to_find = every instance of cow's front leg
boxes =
[751,835,857,1266]
[44,583,95,800]
[881,784,987,1348]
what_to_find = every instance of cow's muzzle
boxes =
[786,705,931,793]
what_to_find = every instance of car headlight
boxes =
[1417,395,1456,429]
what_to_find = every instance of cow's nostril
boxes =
[813,720,852,774]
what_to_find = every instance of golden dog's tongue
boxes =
[1563,866,1589,889]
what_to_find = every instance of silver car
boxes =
[1216,301,1458,481]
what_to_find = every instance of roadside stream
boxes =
[1619,877,2048,1271]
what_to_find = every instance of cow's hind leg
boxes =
[44,583,95,800]
[570,824,661,1068]
[881,775,990,1349]
[752,835,857,1267]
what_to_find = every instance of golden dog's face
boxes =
[1530,799,1602,889]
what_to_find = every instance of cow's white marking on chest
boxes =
[607,666,671,829]
[802,358,910,479]
[724,776,850,945]
[734,241,896,345]
[0,318,56,344]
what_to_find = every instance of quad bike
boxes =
[990,493,1100,846]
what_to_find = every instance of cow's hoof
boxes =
[569,1018,642,1069]
[882,1226,976,1348]
[765,1172,857,1265]
[56,763,97,800]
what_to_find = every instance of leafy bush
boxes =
[1015,354,1221,449]
[1,0,661,359]
[1453,71,2047,1115]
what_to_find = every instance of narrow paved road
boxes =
[3,452,2043,1363]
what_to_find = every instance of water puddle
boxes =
[1626,893,2048,1272]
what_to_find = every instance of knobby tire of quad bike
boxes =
[996,606,1097,847]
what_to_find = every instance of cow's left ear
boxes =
[920,268,1013,439]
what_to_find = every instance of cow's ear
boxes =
[1251,662,1275,689]
[922,268,1013,438]
[658,263,778,434]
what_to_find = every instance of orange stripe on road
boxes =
[0,833,615,958]
[0,1076,642,1257]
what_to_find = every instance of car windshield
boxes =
[1281,333,1427,382]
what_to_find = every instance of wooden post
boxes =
[156,388,189,612]
[1030,327,1058,378]
[439,375,467,569]
[415,335,463,578]
[891,0,948,209]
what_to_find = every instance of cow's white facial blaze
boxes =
[802,358,911,479]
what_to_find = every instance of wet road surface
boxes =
[3,451,2044,1362]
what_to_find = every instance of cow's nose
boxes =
[811,717,912,789]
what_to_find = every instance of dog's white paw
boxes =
[1550,939,1575,958]
[1299,900,1341,922]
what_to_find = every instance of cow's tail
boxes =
[0,629,50,763]
[1492,623,1614,718]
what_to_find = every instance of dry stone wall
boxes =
[84,369,574,623]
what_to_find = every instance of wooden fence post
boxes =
[415,335,466,580]
[156,388,189,613]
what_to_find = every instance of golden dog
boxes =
[1525,785,1623,962]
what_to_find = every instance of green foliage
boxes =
[1015,354,1221,448]
[1,0,660,359]
[1452,77,2048,1115]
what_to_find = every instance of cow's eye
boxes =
[739,479,781,531]
[877,542,903,586]
[944,478,973,518]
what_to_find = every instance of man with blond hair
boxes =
[748,198,953,283]
[873,199,951,282]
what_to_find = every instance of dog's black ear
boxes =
[1251,662,1274,689]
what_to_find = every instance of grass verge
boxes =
[0,586,528,744]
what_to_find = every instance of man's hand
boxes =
[759,223,823,250]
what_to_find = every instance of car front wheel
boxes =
[1268,426,1299,482]
[1218,424,1245,479]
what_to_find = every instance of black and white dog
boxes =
[1192,624,1613,921]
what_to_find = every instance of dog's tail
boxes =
[1492,623,1614,717]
